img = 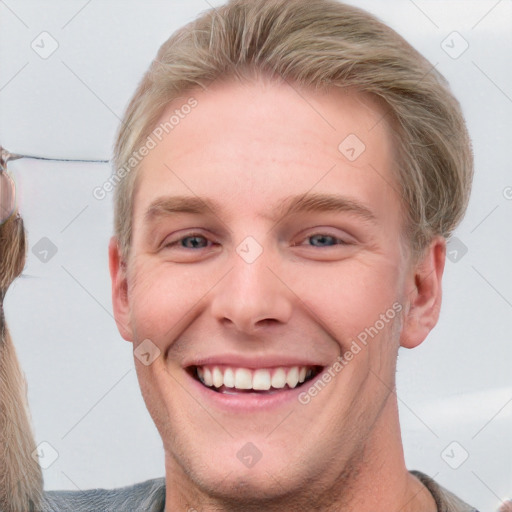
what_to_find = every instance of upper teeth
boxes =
[196,366,313,391]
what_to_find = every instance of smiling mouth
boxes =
[189,365,324,394]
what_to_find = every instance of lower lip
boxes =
[185,369,319,412]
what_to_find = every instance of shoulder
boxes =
[41,477,165,512]
[410,470,480,512]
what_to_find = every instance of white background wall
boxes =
[1,1,511,510]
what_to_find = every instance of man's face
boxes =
[110,78,434,504]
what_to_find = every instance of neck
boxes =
[163,396,437,511]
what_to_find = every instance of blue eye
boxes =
[307,234,344,247]
[179,235,209,249]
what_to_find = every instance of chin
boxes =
[194,471,301,509]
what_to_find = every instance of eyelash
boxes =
[294,233,348,248]
[164,233,212,250]
[163,232,349,250]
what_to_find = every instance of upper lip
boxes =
[183,354,326,369]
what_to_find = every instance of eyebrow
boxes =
[143,192,377,225]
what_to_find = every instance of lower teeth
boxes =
[220,389,281,395]
[203,382,303,394]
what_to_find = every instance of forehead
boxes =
[149,77,393,159]
[132,78,400,228]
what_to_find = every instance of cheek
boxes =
[128,260,214,344]
[296,258,403,346]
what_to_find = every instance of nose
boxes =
[210,243,293,335]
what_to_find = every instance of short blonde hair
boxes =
[112,0,473,261]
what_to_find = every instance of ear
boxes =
[400,236,446,349]
[108,236,134,342]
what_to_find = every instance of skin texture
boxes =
[109,77,445,511]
